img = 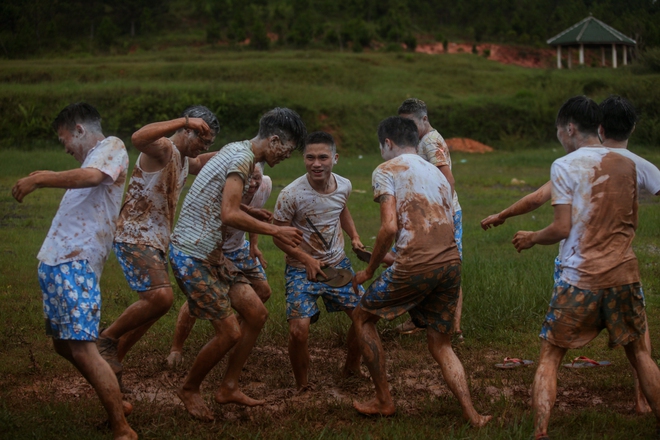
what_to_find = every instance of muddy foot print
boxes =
[166,351,183,369]
[468,414,492,428]
[353,398,396,416]
[176,388,215,422]
[214,388,265,407]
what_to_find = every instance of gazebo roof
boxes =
[547,16,636,46]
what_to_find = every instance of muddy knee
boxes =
[288,319,310,346]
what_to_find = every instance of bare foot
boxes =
[353,398,396,416]
[342,367,368,380]
[113,427,138,440]
[214,388,265,406]
[166,351,183,369]
[466,413,492,428]
[176,387,214,421]
[122,400,133,416]
[635,399,652,415]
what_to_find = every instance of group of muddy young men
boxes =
[11,94,660,440]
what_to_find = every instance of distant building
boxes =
[547,16,636,69]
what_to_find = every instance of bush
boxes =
[637,48,660,73]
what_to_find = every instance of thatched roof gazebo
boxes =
[547,16,636,69]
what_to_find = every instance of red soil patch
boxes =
[416,42,555,69]
[446,137,494,153]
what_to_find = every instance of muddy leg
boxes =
[427,328,490,427]
[167,302,197,368]
[252,279,272,304]
[288,317,311,390]
[214,283,267,406]
[630,323,652,414]
[177,315,241,421]
[342,309,363,378]
[452,287,464,336]
[532,340,567,439]
[624,336,660,422]
[351,305,395,416]
[53,340,137,440]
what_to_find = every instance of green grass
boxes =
[1,146,660,439]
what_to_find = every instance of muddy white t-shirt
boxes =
[610,148,660,195]
[115,140,189,253]
[372,154,458,275]
[274,173,350,269]
[223,175,272,253]
[37,137,128,279]
[552,146,639,290]
[417,129,461,213]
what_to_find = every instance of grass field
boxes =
[1,144,660,439]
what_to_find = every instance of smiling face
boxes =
[304,142,337,186]
[246,165,263,195]
[57,125,87,163]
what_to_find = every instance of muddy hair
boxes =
[304,131,336,154]
[258,107,307,152]
[181,105,220,136]
[377,116,419,148]
[600,95,638,142]
[555,95,601,136]
[52,102,102,133]
[397,98,427,119]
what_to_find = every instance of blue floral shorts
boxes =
[224,240,267,282]
[285,257,363,322]
[113,242,170,292]
[453,210,463,260]
[38,260,101,341]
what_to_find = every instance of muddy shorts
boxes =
[169,244,249,321]
[285,257,364,322]
[360,263,461,334]
[224,240,267,282]
[453,210,463,260]
[553,256,562,285]
[113,242,170,292]
[540,279,647,349]
[38,260,100,341]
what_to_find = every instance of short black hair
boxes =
[397,98,427,119]
[258,107,307,151]
[304,131,336,153]
[52,102,102,132]
[600,95,638,142]
[377,116,419,148]
[555,95,601,136]
[181,105,220,136]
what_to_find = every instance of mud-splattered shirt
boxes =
[372,154,458,275]
[274,173,351,269]
[115,140,189,253]
[170,140,253,265]
[552,146,639,290]
[37,137,128,279]
[610,148,660,195]
[223,175,272,253]
[417,129,461,213]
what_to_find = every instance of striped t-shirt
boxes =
[170,140,254,264]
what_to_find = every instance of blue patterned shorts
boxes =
[285,257,364,322]
[540,279,646,349]
[169,244,248,321]
[113,242,170,292]
[38,260,101,341]
[360,263,462,334]
[224,240,267,282]
[453,210,463,260]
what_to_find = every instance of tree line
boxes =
[1,0,659,57]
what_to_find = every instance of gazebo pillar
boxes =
[557,46,562,69]
[601,46,606,66]
[579,44,584,65]
[612,43,617,68]
[623,46,628,65]
[568,47,572,69]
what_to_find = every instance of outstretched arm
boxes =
[221,174,302,247]
[512,203,571,252]
[481,181,552,230]
[12,168,105,202]
[272,219,325,281]
[339,206,364,251]
[188,151,217,175]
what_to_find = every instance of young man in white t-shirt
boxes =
[512,96,660,440]
[273,131,366,390]
[12,103,136,440]
[166,163,273,368]
[398,98,465,338]
[168,108,305,421]
[482,95,660,415]
[351,117,491,427]
[98,105,220,388]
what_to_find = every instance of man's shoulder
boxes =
[280,174,307,195]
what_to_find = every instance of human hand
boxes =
[249,208,274,223]
[481,213,505,230]
[352,270,372,295]
[304,258,325,282]
[250,245,268,269]
[512,231,535,252]
[12,173,44,202]
[187,117,211,137]
[351,237,365,252]
[275,226,303,248]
